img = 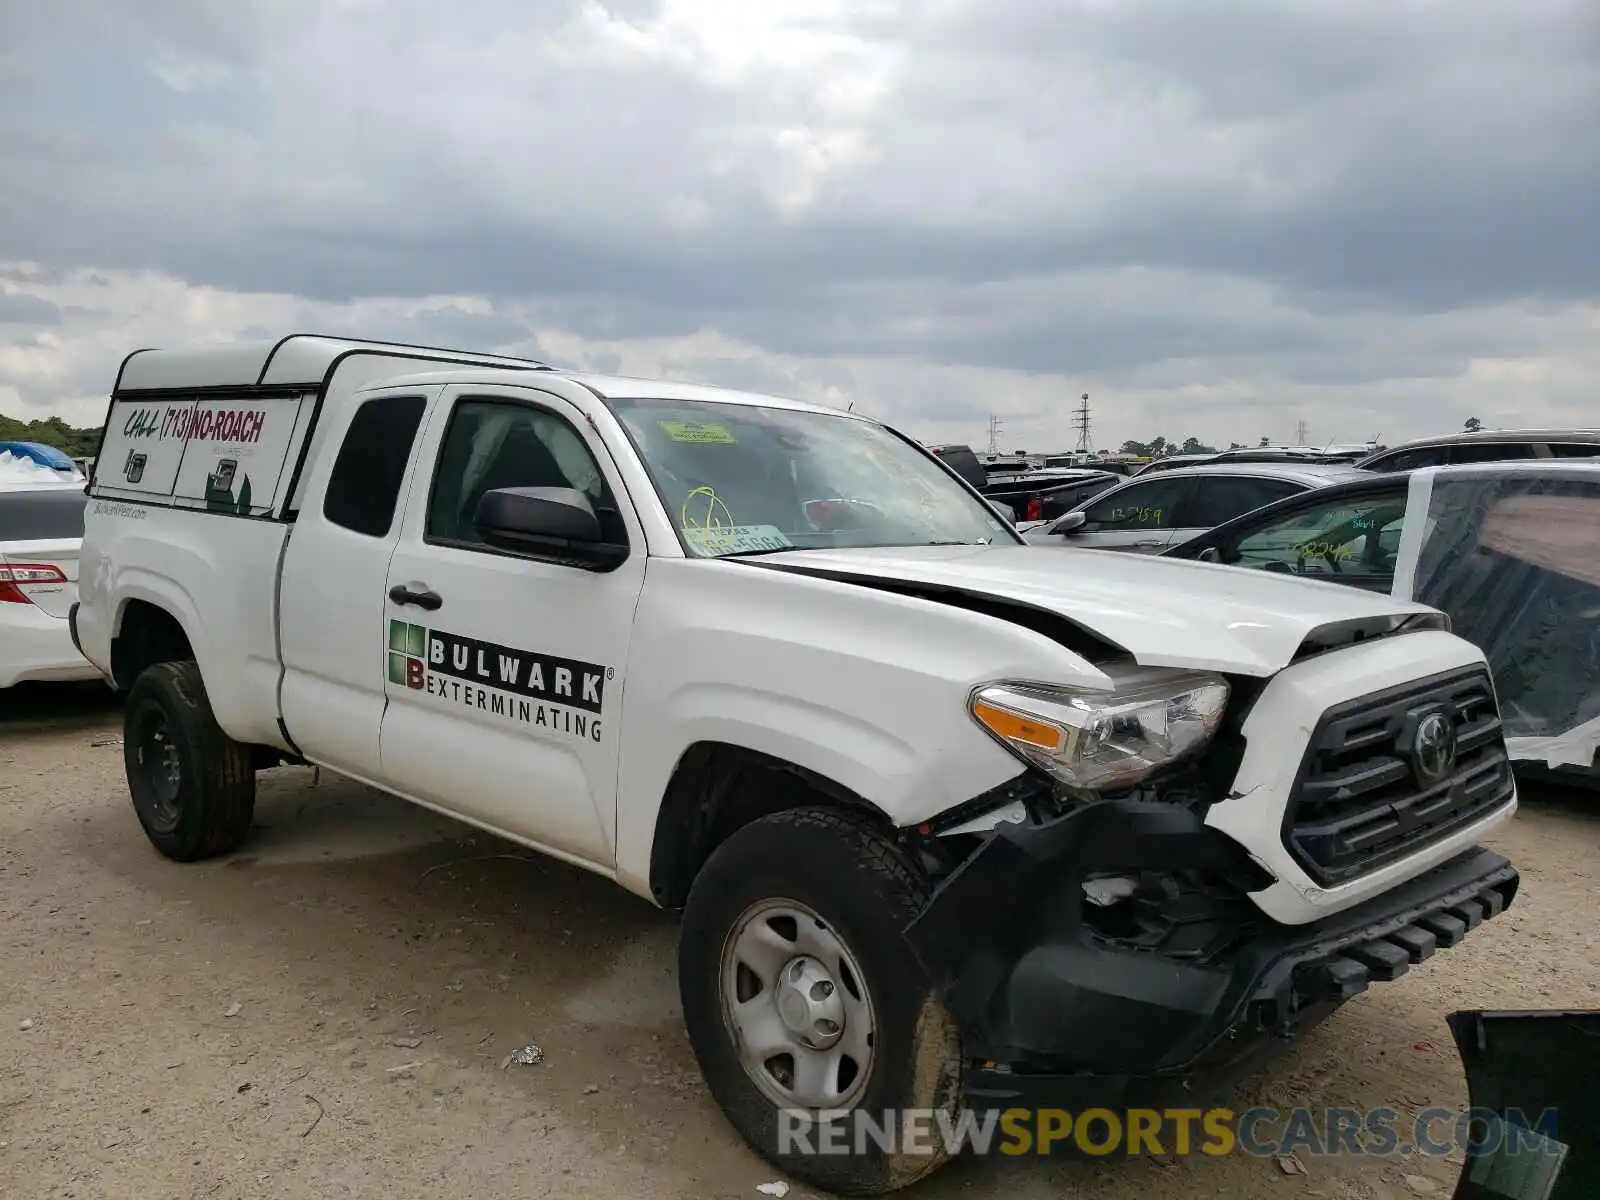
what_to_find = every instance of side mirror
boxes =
[994,502,1018,525]
[474,486,628,571]
[1052,511,1087,536]
[1197,546,1221,564]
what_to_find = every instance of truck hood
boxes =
[748,543,1442,676]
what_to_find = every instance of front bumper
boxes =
[903,800,1517,1110]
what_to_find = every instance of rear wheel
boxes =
[679,807,966,1196]
[124,660,256,861]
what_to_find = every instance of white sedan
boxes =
[1,484,100,689]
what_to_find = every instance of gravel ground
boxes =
[2,684,1596,1200]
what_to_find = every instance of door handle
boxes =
[389,584,442,611]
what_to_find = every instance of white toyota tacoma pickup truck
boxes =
[74,336,1519,1194]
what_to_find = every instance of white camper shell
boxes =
[94,336,554,518]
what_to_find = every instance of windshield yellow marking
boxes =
[681,486,736,531]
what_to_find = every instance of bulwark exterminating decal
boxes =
[387,620,611,742]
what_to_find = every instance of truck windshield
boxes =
[609,398,1016,557]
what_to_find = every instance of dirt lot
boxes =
[2,685,1596,1200]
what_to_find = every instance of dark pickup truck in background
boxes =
[929,443,1120,521]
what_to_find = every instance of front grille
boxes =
[1286,668,1514,883]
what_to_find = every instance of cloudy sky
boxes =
[2,0,1596,452]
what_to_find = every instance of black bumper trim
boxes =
[68,601,83,656]
[1241,852,1517,1031]
[903,800,1517,1109]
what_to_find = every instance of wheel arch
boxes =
[110,590,201,690]
[646,741,896,910]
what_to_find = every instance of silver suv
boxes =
[1357,428,1600,472]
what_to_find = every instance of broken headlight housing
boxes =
[969,664,1230,792]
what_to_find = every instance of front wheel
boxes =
[124,660,256,862]
[679,807,966,1196]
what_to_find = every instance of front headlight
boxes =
[969,664,1230,791]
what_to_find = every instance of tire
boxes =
[123,660,257,862]
[679,807,966,1196]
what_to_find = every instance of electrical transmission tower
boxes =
[1072,393,1091,455]
[987,415,1003,455]
[1295,418,1310,446]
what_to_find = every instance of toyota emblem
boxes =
[1412,711,1458,783]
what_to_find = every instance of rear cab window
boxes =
[322,395,428,537]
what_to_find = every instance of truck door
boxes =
[378,384,646,869]
[278,388,438,780]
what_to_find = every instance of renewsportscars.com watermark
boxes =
[777,1105,1563,1159]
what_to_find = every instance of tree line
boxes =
[0,413,102,458]
[1114,435,1270,457]
[1118,417,1484,458]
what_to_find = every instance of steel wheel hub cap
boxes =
[775,956,845,1048]
[720,899,876,1112]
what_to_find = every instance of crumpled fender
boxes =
[902,798,1258,1066]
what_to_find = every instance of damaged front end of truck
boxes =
[898,655,1521,1112]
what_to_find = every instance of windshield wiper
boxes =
[713,547,801,559]
[717,540,990,557]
